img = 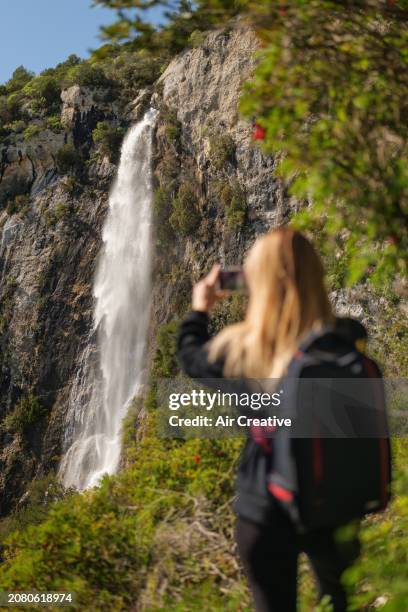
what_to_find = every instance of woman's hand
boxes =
[192,264,227,313]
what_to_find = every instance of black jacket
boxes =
[177,310,367,525]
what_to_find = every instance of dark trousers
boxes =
[236,510,360,612]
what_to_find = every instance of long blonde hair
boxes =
[208,227,334,378]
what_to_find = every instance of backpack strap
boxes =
[298,324,354,353]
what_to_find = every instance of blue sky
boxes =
[1,0,163,84]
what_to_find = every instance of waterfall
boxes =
[59,108,157,490]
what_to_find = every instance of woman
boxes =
[177,228,362,612]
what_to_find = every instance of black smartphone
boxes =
[218,267,246,292]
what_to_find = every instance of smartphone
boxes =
[218,267,246,292]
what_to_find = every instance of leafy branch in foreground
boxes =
[239,0,408,287]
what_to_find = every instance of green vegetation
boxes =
[210,133,236,171]
[0,321,245,610]
[238,0,408,287]
[45,115,63,132]
[219,179,246,230]
[56,144,77,173]
[169,179,201,235]
[1,394,46,435]
[44,202,71,227]
[92,121,125,163]
[164,109,182,146]
[22,74,61,114]
[345,441,408,611]
[22,124,42,141]
[5,194,30,216]
[0,475,69,543]
[0,58,79,129]
[0,277,17,334]
[62,63,112,89]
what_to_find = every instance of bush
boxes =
[45,115,63,132]
[209,133,236,171]
[64,62,111,89]
[56,144,77,173]
[2,394,46,435]
[4,92,25,123]
[5,66,33,94]
[219,180,247,230]
[153,184,175,245]
[23,75,61,113]
[169,180,200,236]
[92,121,125,163]
[6,194,30,216]
[60,175,76,194]
[163,109,182,146]
[8,120,26,134]
[54,201,70,221]
[0,474,70,542]
[189,29,206,48]
[23,124,42,141]
[102,50,164,106]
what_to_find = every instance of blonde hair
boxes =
[208,227,333,378]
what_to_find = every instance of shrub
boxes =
[8,120,26,134]
[92,121,125,163]
[63,62,111,89]
[2,394,46,435]
[219,180,247,230]
[5,92,25,122]
[23,124,42,141]
[5,66,33,94]
[54,201,70,221]
[56,144,77,173]
[153,184,175,244]
[169,180,200,236]
[102,50,164,106]
[0,474,70,542]
[209,133,236,170]
[60,175,76,194]
[163,109,182,146]
[189,29,206,48]
[0,97,10,125]
[45,115,63,132]
[23,75,61,113]
[6,194,30,216]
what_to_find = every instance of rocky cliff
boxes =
[0,25,285,513]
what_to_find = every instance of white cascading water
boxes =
[59,108,157,490]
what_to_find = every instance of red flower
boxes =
[193,455,201,464]
[253,123,266,141]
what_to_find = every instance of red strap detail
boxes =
[250,424,273,454]
[268,483,294,502]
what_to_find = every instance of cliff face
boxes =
[150,27,295,329]
[1,26,280,512]
[0,86,119,513]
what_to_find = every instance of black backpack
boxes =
[266,326,392,532]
